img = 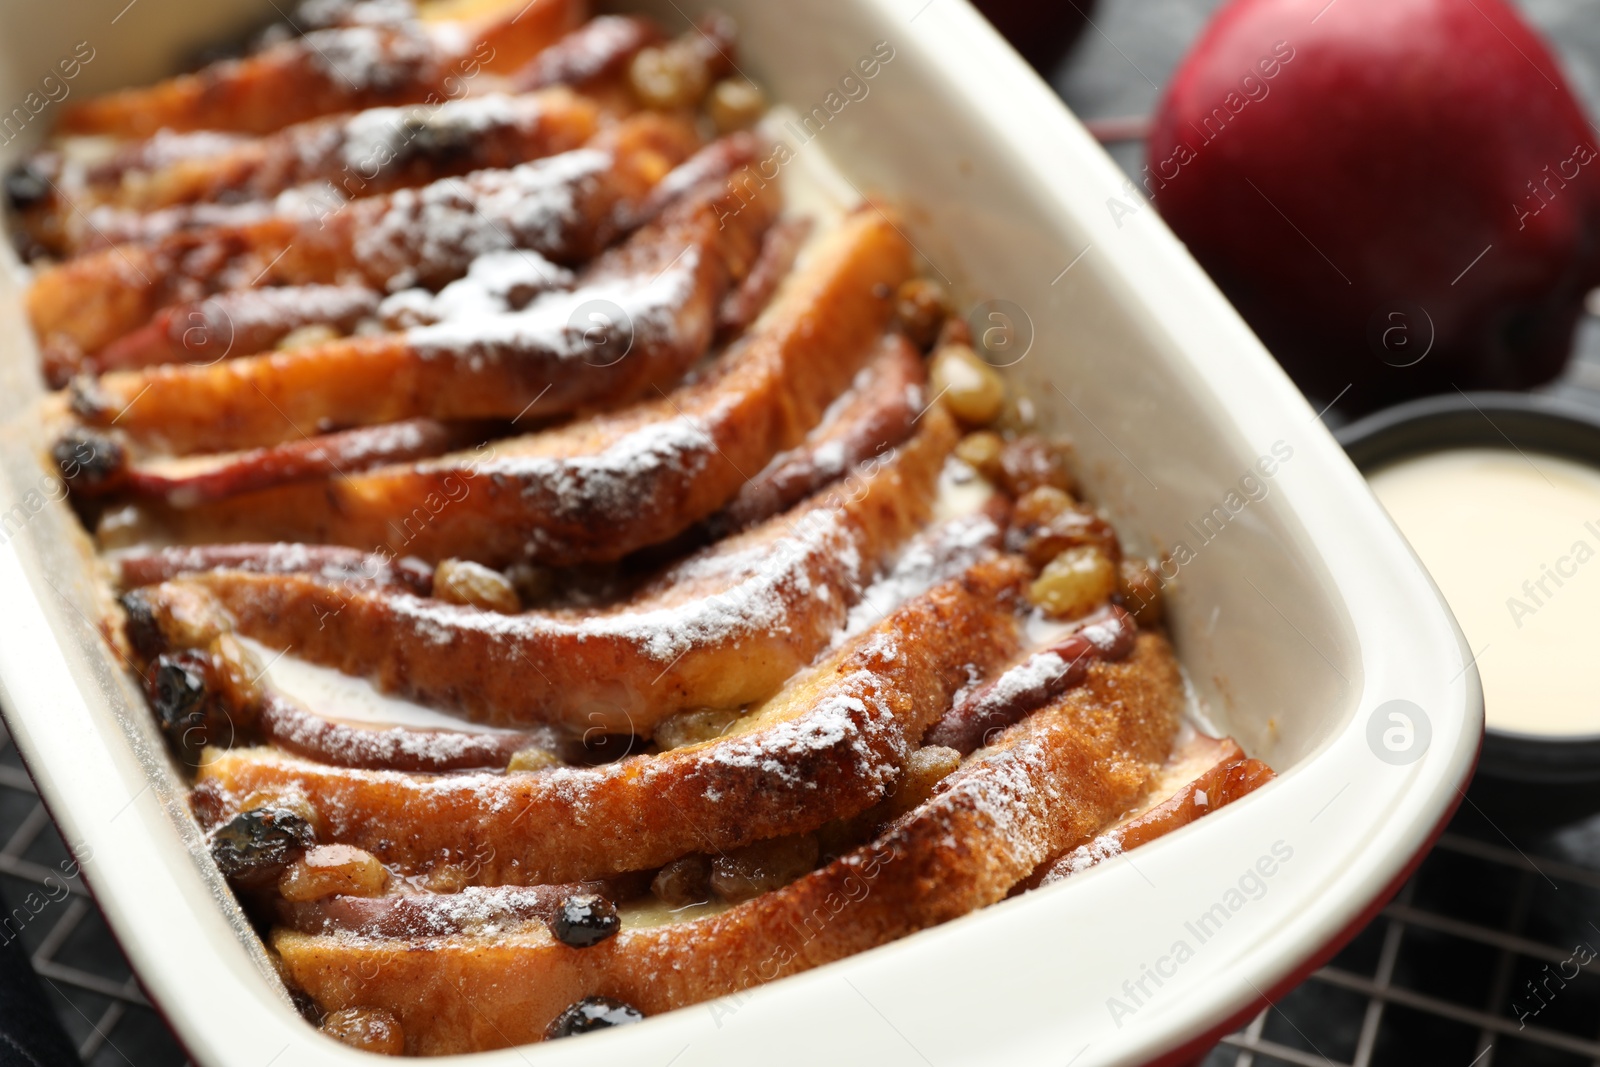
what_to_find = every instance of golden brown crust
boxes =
[1033,746,1275,887]
[28,112,697,359]
[110,419,492,505]
[270,632,1183,1054]
[57,0,582,137]
[147,399,957,733]
[82,87,599,219]
[136,208,914,566]
[65,285,380,386]
[194,558,1029,887]
[710,330,923,534]
[75,135,779,454]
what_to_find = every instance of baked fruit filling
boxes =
[9,0,1276,1055]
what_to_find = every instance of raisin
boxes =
[51,428,125,491]
[433,558,520,614]
[120,591,166,661]
[209,807,316,888]
[709,834,818,903]
[150,654,212,763]
[894,278,950,351]
[4,161,49,212]
[321,1007,404,1055]
[289,989,323,1025]
[651,854,711,908]
[546,996,645,1039]
[998,436,1076,497]
[550,892,620,948]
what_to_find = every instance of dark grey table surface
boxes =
[7,2,1600,1065]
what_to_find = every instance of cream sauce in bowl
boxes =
[1369,446,1600,739]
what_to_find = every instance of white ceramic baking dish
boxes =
[0,0,1482,1064]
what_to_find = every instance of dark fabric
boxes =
[0,890,79,1067]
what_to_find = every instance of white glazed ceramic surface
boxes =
[0,1,1481,1064]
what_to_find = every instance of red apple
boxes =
[1146,0,1600,412]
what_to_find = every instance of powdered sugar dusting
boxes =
[978,652,1069,711]
[337,92,533,170]
[842,512,1001,640]
[402,246,697,361]
[109,129,249,173]
[1058,832,1123,876]
[383,505,865,664]
[303,24,436,93]
[380,249,574,326]
[473,408,718,525]
[352,148,608,290]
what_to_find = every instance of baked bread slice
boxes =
[57,0,583,136]
[267,632,1183,1054]
[127,208,914,565]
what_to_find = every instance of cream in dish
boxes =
[1369,446,1600,737]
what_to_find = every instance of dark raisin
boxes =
[209,807,316,888]
[120,591,167,661]
[51,428,125,491]
[545,996,644,1039]
[4,161,50,212]
[550,892,620,948]
[40,337,86,389]
[151,655,206,720]
[576,732,638,765]
[148,653,215,765]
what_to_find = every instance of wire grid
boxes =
[1201,805,1600,1067]
[0,720,189,1067]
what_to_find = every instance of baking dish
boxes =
[0,0,1481,1064]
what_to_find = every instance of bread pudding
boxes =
[6,0,1274,1054]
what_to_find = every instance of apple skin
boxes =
[1146,0,1600,412]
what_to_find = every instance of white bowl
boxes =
[0,1,1482,1064]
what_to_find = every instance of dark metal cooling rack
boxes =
[1201,806,1600,1067]
[0,722,187,1066]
